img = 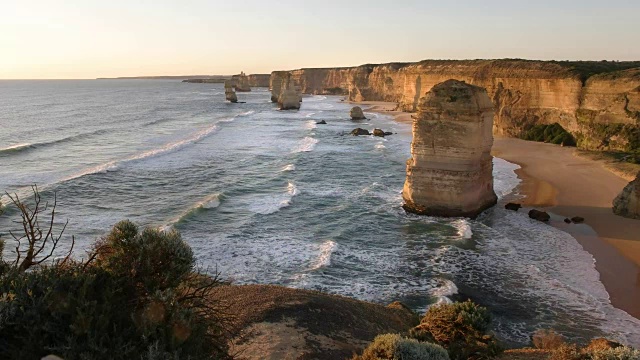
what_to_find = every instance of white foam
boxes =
[0,143,32,152]
[375,143,386,149]
[161,193,223,231]
[431,209,640,346]
[452,219,473,239]
[309,240,338,270]
[305,112,316,118]
[305,120,317,130]
[282,164,296,172]
[62,122,223,182]
[291,137,318,153]
[493,157,521,199]
[249,182,299,215]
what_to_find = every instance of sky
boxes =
[1,0,639,79]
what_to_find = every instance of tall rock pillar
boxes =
[402,79,497,218]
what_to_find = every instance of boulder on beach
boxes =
[402,79,497,218]
[350,106,366,120]
[373,129,385,137]
[351,128,370,136]
[613,172,640,219]
[564,218,572,224]
[505,203,522,211]
[571,216,585,224]
[528,209,550,222]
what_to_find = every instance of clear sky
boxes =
[1,0,639,79]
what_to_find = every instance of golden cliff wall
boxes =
[273,60,640,152]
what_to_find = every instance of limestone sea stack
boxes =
[613,172,640,219]
[224,80,238,103]
[270,71,289,102]
[350,106,366,120]
[278,78,301,110]
[402,79,497,218]
[232,71,251,92]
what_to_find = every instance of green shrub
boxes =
[354,333,450,360]
[410,300,502,359]
[589,347,640,360]
[522,123,576,146]
[93,220,195,293]
[0,220,230,360]
[532,329,566,350]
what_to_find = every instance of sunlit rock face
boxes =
[402,79,497,218]
[224,80,238,103]
[278,78,301,110]
[270,71,290,103]
[232,71,252,92]
[613,173,640,219]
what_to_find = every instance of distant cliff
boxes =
[182,74,270,87]
[273,60,640,152]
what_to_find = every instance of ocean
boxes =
[1,80,639,347]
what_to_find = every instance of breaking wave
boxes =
[249,182,299,215]
[291,137,318,153]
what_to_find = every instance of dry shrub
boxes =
[532,329,566,350]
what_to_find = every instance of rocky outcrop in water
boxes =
[351,128,370,136]
[613,172,640,219]
[224,80,238,103]
[529,209,551,222]
[272,60,640,153]
[350,106,366,120]
[402,80,497,218]
[278,78,301,110]
[232,71,251,92]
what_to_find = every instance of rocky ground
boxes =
[209,285,419,360]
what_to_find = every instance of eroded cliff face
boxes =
[247,74,271,87]
[402,80,497,218]
[231,72,251,92]
[273,60,640,152]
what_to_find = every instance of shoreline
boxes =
[362,101,640,320]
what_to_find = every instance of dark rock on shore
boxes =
[564,218,572,224]
[571,216,585,224]
[505,203,522,211]
[529,209,550,222]
[351,128,370,136]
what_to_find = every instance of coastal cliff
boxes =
[274,60,640,152]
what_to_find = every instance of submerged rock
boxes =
[316,120,327,125]
[350,106,366,120]
[613,172,640,219]
[351,128,370,136]
[384,131,393,136]
[505,203,522,211]
[528,209,550,222]
[373,129,385,137]
[402,79,497,218]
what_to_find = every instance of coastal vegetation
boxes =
[1,189,638,359]
[521,123,577,146]
[0,188,230,360]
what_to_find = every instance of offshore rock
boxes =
[613,172,640,219]
[351,128,370,136]
[278,78,301,110]
[350,106,366,120]
[232,71,252,92]
[270,71,289,102]
[402,79,497,218]
[505,203,522,211]
[224,80,238,103]
[372,129,385,137]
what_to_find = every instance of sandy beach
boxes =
[363,102,640,319]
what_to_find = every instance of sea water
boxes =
[1,80,639,346]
